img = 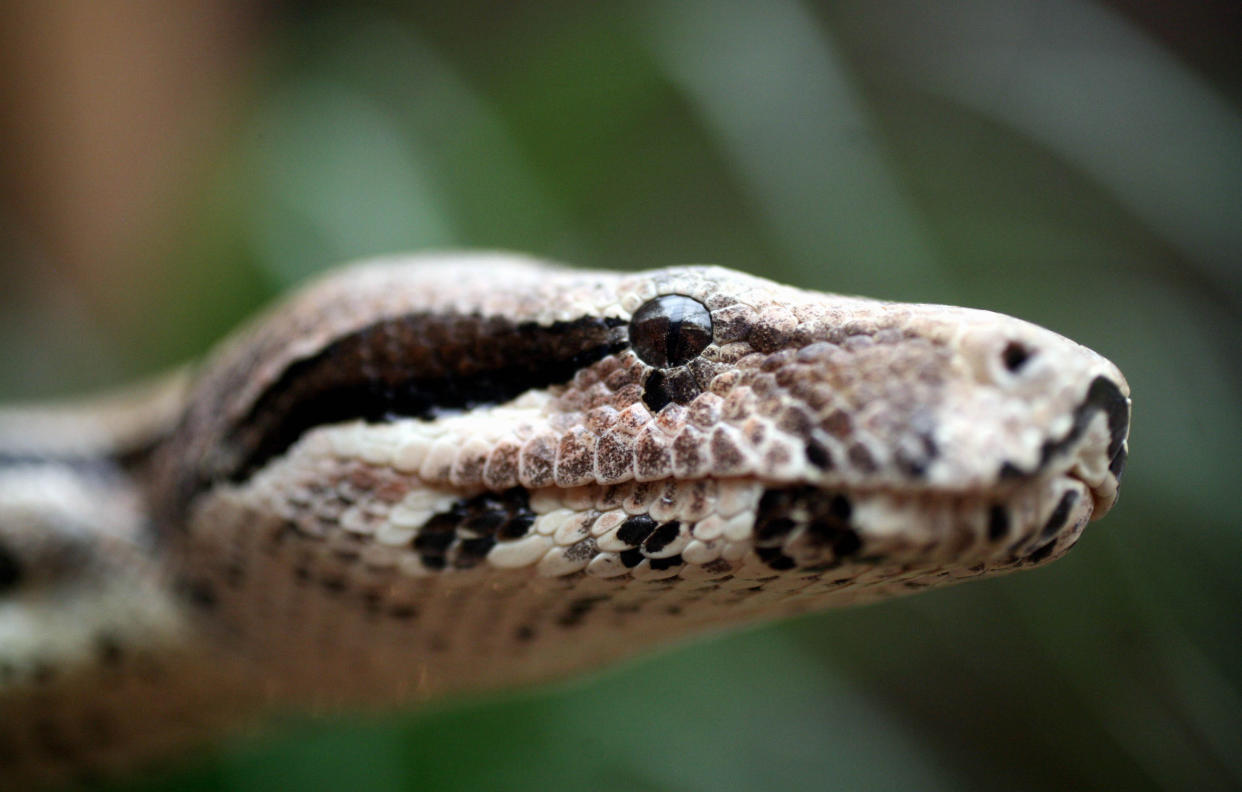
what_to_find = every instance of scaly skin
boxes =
[0,252,1130,786]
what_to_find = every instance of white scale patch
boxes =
[270,387,1102,588]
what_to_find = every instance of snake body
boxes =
[0,253,1130,786]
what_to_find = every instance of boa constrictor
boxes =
[0,253,1130,786]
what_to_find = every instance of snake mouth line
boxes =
[1029,421,1126,522]
[994,374,1129,520]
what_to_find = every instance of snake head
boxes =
[156,255,1131,699]
[175,257,1128,589]
[518,264,1132,580]
[604,266,1130,514]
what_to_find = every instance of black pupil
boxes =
[629,295,713,367]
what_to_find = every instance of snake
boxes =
[0,252,1130,787]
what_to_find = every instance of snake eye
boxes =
[629,295,713,368]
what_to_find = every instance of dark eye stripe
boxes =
[178,312,627,504]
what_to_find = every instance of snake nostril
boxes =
[1001,341,1034,373]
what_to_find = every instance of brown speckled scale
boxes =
[0,252,1130,786]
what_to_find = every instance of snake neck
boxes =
[0,376,262,787]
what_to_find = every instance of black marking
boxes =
[420,554,447,571]
[462,510,506,537]
[754,516,796,543]
[1002,341,1034,372]
[643,521,681,553]
[413,531,454,554]
[756,488,795,523]
[829,526,861,557]
[1028,542,1056,563]
[499,513,535,539]
[422,509,462,535]
[755,546,796,571]
[616,514,657,546]
[410,488,535,571]
[998,462,1024,480]
[648,554,683,571]
[987,506,1010,541]
[642,367,701,412]
[807,513,858,555]
[0,542,21,593]
[629,295,713,368]
[829,494,852,522]
[1084,376,1130,461]
[1002,376,1129,480]
[1109,445,1128,479]
[758,486,861,564]
[515,625,535,642]
[805,440,833,470]
[458,536,496,561]
[198,313,626,493]
[619,548,645,568]
[1041,491,1079,538]
[755,485,811,543]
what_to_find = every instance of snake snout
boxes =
[998,370,1130,518]
[1069,374,1130,517]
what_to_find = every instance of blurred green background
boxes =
[1,1,1240,790]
